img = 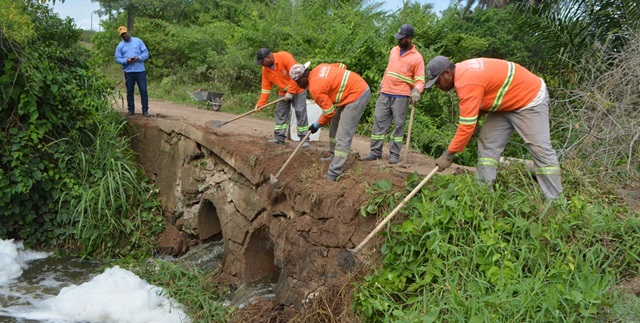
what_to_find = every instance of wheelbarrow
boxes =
[185,90,224,111]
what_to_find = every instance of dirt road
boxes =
[130,99,467,177]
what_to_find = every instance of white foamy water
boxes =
[0,239,190,323]
[0,239,49,285]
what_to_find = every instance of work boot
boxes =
[267,139,285,145]
[127,111,134,116]
[320,153,334,162]
[361,154,381,161]
[301,141,310,148]
[326,174,337,181]
[389,155,399,164]
[142,112,150,118]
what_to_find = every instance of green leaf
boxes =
[401,220,414,233]
[422,308,438,323]
[568,290,583,303]
[373,179,393,192]
[529,223,541,238]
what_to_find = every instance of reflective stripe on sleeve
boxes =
[323,105,336,115]
[459,116,478,125]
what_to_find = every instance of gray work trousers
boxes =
[273,91,309,141]
[476,91,563,199]
[327,88,371,179]
[368,94,410,158]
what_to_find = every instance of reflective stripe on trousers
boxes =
[327,88,371,178]
[273,91,309,141]
[476,91,562,199]
[368,94,410,158]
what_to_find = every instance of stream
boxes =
[0,239,276,322]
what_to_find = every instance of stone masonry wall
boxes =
[128,118,374,308]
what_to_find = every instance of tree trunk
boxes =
[127,11,135,35]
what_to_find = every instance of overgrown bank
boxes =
[2,0,640,322]
[353,170,640,322]
[0,3,162,256]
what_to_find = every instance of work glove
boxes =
[254,104,262,112]
[411,88,421,103]
[435,150,454,171]
[308,122,321,134]
[284,92,294,102]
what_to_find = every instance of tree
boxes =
[514,0,640,82]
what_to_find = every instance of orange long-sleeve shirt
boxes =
[380,45,425,95]
[307,63,370,126]
[448,58,542,153]
[257,51,305,106]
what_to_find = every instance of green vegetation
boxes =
[2,0,639,321]
[86,0,640,181]
[132,259,231,322]
[0,2,162,257]
[355,168,640,321]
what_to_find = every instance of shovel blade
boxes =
[337,248,357,273]
[269,174,280,196]
[205,120,226,128]
[269,174,279,186]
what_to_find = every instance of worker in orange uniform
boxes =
[426,56,563,199]
[254,48,309,147]
[289,62,371,181]
[362,24,425,164]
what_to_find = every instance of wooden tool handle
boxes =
[403,102,416,163]
[275,131,312,178]
[222,97,286,125]
[351,166,439,254]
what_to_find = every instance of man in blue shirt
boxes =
[115,26,150,117]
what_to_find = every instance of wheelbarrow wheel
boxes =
[210,98,222,111]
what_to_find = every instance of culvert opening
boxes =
[243,227,280,282]
[197,199,222,241]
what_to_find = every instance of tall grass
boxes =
[353,168,640,322]
[57,99,163,258]
[552,30,640,184]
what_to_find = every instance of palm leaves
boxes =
[514,0,640,81]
